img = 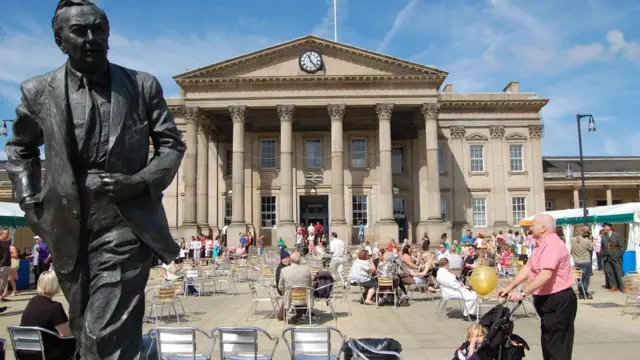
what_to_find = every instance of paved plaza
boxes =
[0,271,638,359]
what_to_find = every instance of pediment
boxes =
[505,132,528,141]
[465,132,489,141]
[174,35,448,81]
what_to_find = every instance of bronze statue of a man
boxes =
[5,1,185,358]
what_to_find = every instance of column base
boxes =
[276,221,297,248]
[227,222,248,242]
[330,221,351,245]
[180,223,199,239]
[376,220,399,245]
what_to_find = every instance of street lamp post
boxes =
[571,114,596,226]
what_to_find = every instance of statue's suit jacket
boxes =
[5,63,186,274]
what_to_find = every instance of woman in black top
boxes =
[19,271,75,360]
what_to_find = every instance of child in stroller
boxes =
[453,301,529,360]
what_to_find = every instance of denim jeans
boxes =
[257,247,263,257]
[575,262,591,296]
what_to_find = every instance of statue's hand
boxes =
[99,173,146,201]
[20,196,42,225]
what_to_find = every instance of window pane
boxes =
[392,147,404,174]
[225,148,233,176]
[224,200,232,225]
[509,144,524,172]
[350,138,367,168]
[470,145,484,172]
[545,200,554,212]
[393,198,405,216]
[438,144,445,174]
[260,139,277,169]
[472,197,487,227]
[305,139,323,169]
[512,197,526,226]
[260,196,277,228]
[352,195,368,226]
[440,198,447,222]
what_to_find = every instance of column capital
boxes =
[529,124,544,138]
[489,125,505,138]
[327,104,346,121]
[450,125,466,139]
[277,104,295,122]
[375,103,394,121]
[229,105,248,123]
[420,103,440,120]
[184,106,202,124]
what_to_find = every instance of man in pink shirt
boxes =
[499,214,577,360]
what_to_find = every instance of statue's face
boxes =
[56,6,109,72]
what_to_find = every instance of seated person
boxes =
[461,245,479,279]
[347,250,377,305]
[278,252,313,322]
[436,258,478,318]
[19,271,75,360]
[400,246,430,286]
[446,247,464,270]
[453,323,487,360]
[376,252,408,295]
[163,259,199,295]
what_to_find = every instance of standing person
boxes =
[4,245,19,297]
[461,229,474,245]
[595,229,604,271]
[329,232,346,281]
[222,222,229,247]
[358,222,365,245]
[0,229,11,303]
[190,236,201,261]
[440,233,449,250]
[571,226,594,299]
[496,230,505,252]
[26,236,42,287]
[256,236,265,257]
[601,222,626,292]
[314,222,323,245]
[421,232,430,251]
[499,214,577,360]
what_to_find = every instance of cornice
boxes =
[439,99,549,113]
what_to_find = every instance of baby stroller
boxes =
[463,300,529,360]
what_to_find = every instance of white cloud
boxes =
[565,43,606,65]
[376,0,419,53]
[606,29,640,62]
[312,0,349,41]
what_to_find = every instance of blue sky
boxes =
[1,0,639,158]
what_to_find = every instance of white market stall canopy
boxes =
[519,202,640,227]
[0,202,26,228]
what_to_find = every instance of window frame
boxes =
[391,146,405,174]
[511,196,527,226]
[225,146,233,176]
[349,137,368,169]
[545,200,554,212]
[304,138,323,169]
[224,199,232,225]
[440,197,447,222]
[260,195,277,229]
[438,143,446,174]
[259,138,278,170]
[509,144,525,172]
[469,144,485,173]
[351,195,369,227]
[472,197,488,228]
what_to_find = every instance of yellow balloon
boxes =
[470,265,498,296]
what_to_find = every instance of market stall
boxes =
[519,202,640,272]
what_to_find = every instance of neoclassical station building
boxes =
[163,35,548,245]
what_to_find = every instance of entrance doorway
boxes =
[299,195,329,236]
[393,197,407,241]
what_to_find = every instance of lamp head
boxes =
[393,186,400,195]
[310,187,317,195]
[587,116,596,132]
[0,122,7,137]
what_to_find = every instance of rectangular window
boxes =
[350,138,367,168]
[259,139,277,169]
[225,147,233,176]
[472,197,487,227]
[391,146,404,174]
[545,200,554,212]
[305,139,323,169]
[512,197,526,226]
[441,198,447,222]
[509,144,524,172]
[224,199,232,225]
[438,144,446,174]
[260,196,277,229]
[352,195,368,226]
[470,145,484,172]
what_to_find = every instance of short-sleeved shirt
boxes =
[527,233,574,296]
[461,235,475,244]
[348,259,373,283]
[20,295,75,360]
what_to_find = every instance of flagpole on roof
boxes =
[333,0,338,42]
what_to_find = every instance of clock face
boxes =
[299,51,323,73]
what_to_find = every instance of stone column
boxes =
[450,125,468,230]
[606,186,613,206]
[228,105,247,236]
[181,107,199,237]
[328,104,349,241]
[529,125,545,214]
[277,105,297,244]
[375,104,399,242]
[573,187,580,209]
[490,125,508,228]
[416,129,428,238]
[420,103,446,239]
[196,116,210,235]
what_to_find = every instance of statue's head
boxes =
[52,0,110,74]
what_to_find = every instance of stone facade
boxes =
[163,35,549,246]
